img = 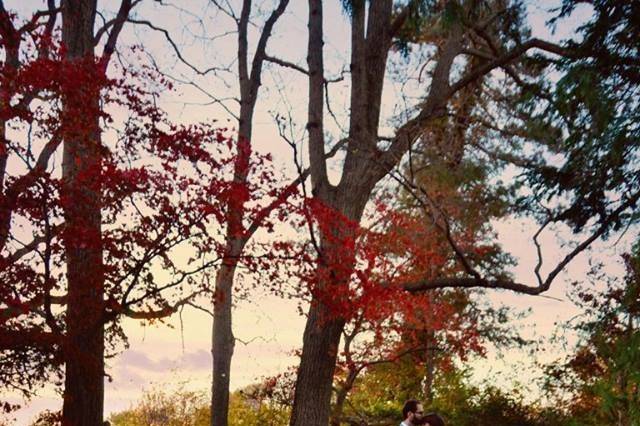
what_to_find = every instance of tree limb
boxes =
[306,0,330,194]
[0,294,67,322]
[0,327,61,351]
[99,0,141,66]
[264,55,308,75]
[405,189,640,295]
[248,0,289,100]
[127,18,226,75]
[450,38,569,96]
[122,294,198,319]
[4,224,62,264]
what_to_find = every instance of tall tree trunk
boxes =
[422,330,436,405]
[210,106,251,426]
[211,260,238,426]
[290,0,395,422]
[290,187,372,426]
[289,194,374,426]
[210,1,289,422]
[60,1,105,425]
[290,301,346,426]
[0,20,20,250]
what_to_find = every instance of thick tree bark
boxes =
[60,1,105,425]
[289,194,370,426]
[0,14,21,250]
[290,1,391,424]
[290,300,346,426]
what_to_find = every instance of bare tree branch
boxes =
[450,38,569,95]
[127,18,226,75]
[243,136,348,241]
[4,224,62,264]
[248,0,289,99]
[210,0,238,22]
[404,189,640,295]
[121,292,203,320]
[264,55,309,75]
[99,0,141,65]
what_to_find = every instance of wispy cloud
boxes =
[114,348,211,374]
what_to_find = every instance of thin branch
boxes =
[121,255,221,309]
[264,55,309,75]
[186,301,214,317]
[210,0,238,22]
[127,18,225,75]
[405,190,640,295]
[450,38,569,95]
[122,293,201,320]
[4,224,61,263]
[389,168,482,281]
[100,0,142,65]
[244,137,348,239]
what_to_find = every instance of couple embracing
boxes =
[400,399,445,426]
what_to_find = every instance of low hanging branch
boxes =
[399,178,640,295]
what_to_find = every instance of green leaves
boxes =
[517,0,640,234]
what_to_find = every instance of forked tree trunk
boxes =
[60,1,105,424]
[290,0,576,421]
[210,1,289,424]
[290,1,396,424]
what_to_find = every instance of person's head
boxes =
[423,412,445,426]
[402,399,424,424]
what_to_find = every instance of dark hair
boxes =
[424,412,445,426]
[402,399,420,419]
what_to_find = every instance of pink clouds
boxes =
[114,348,211,374]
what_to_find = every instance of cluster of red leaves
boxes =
[0,16,293,405]
[282,197,465,321]
[246,366,298,409]
[261,193,491,393]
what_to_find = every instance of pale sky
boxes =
[4,0,633,424]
